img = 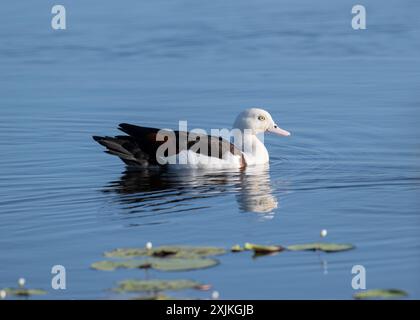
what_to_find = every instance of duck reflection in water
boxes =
[235,165,278,213]
[103,164,279,215]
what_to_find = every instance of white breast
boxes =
[241,135,269,165]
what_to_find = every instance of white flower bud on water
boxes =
[320,229,328,238]
[146,242,153,250]
[211,291,220,299]
[18,277,26,287]
[0,290,6,299]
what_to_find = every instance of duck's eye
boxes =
[258,115,266,121]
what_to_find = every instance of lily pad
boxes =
[3,288,47,296]
[287,243,355,253]
[105,246,226,259]
[115,279,203,293]
[353,289,408,299]
[243,242,284,253]
[91,257,219,272]
[150,258,219,271]
[91,260,146,271]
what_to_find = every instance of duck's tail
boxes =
[92,135,150,167]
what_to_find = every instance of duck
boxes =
[93,108,290,169]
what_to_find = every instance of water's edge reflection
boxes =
[102,165,279,215]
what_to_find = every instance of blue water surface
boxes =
[0,0,419,299]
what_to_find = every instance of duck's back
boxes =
[93,123,246,169]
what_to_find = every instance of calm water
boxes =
[1,0,419,299]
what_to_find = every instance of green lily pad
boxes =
[353,289,408,299]
[287,243,355,253]
[105,246,226,259]
[115,279,202,293]
[150,257,219,271]
[243,242,284,253]
[91,260,146,271]
[91,257,219,272]
[3,288,47,296]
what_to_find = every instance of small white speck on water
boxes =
[145,242,153,250]
[0,290,6,299]
[18,277,26,287]
[211,291,220,299]
[320,229,328,238]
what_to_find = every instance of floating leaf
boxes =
[231,245,244,252]
[353,289,408,299]
[243,242,284,253]
[287,243,355,253]
[115,279,202,293]
[91,257,219,272]
[149,258,219,271]
[3,288,47,296]
[105,246,226,259]
[91,260,146,271]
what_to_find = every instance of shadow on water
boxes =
[101,165,280,216]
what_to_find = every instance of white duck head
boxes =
[233,108,291,136]
[232,108,290,165]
